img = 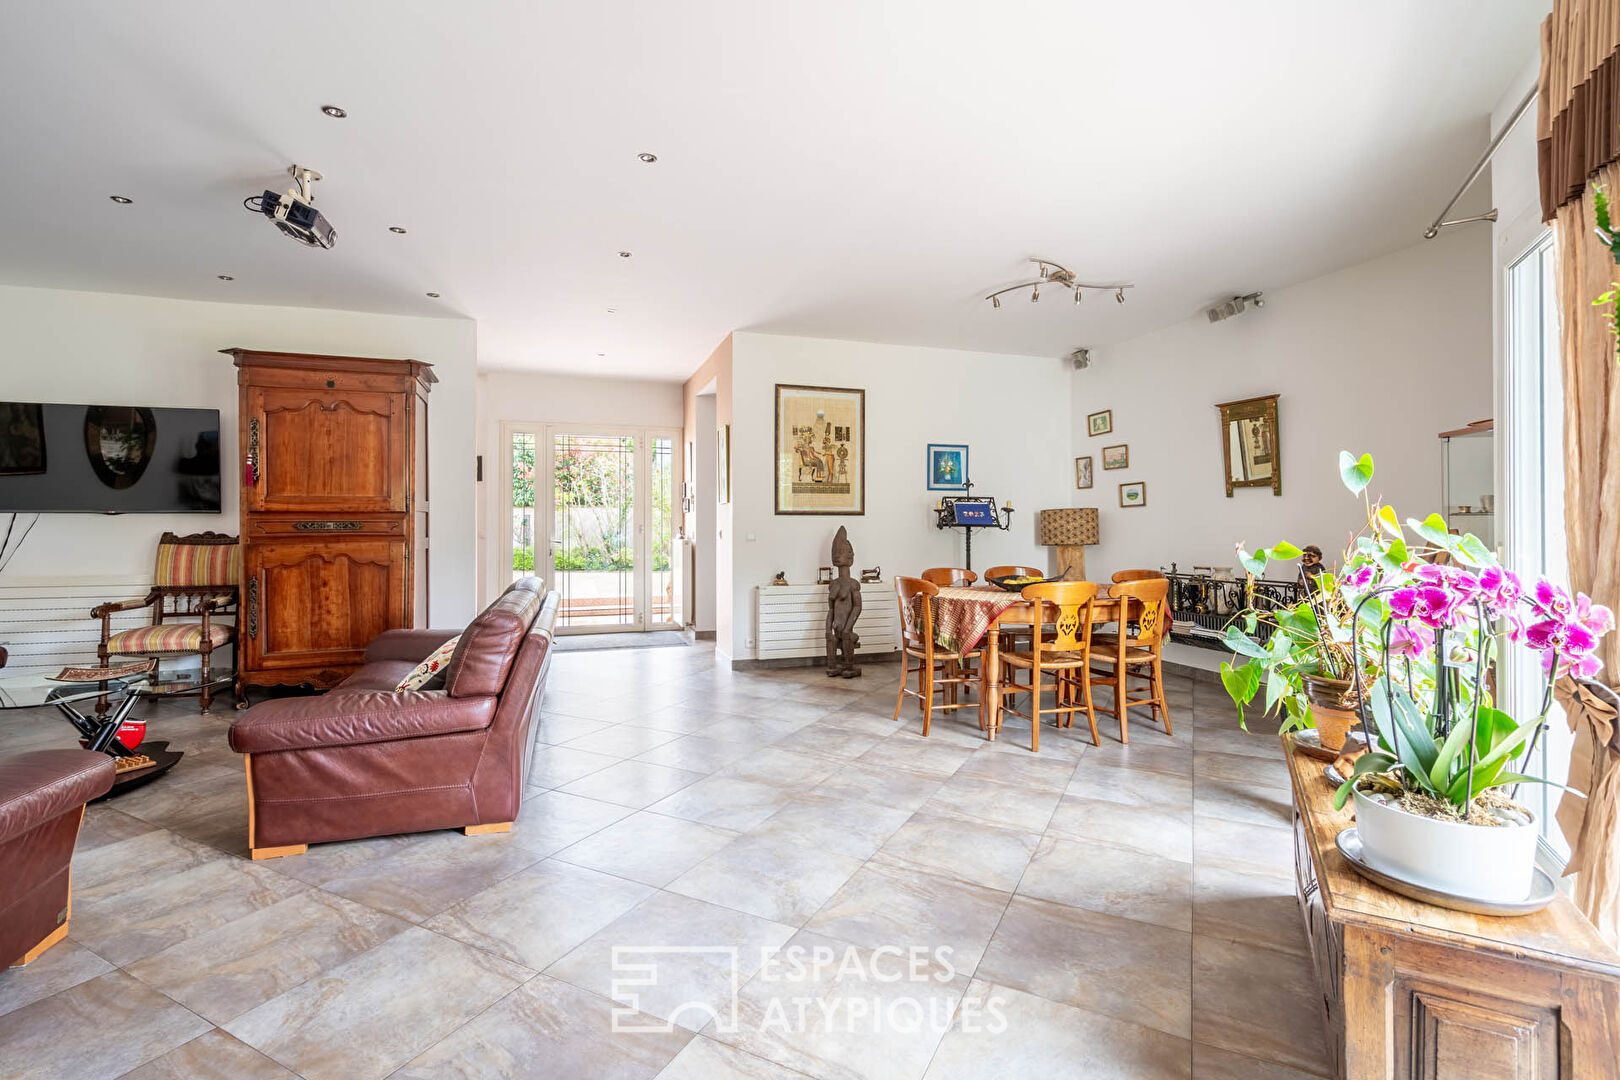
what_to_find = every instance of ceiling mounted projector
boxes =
[244,165,336,249]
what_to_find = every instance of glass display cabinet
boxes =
[1440,418,1494,551]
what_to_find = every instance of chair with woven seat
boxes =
[92,532,239,713]
[1088,576,1171,744]
[984,565,1046,651]
[893,576,983,736]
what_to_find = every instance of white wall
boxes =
[727,332,1073,659]
[1072,232,1492,668]
[0,284,479,624]
[693,394,718,632]
[474,370,685,604]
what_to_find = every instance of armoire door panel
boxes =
[246,388,406,512]
[246,540,406,669]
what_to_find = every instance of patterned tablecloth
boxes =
[925,585,1025,655]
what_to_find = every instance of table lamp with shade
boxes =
[1037,507,1099,581]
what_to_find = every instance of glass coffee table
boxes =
[0,663,229,798]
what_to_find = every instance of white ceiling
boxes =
[0,1,1543,380]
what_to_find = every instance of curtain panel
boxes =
[1542,0,1620,946]
[1538,0,1620,221]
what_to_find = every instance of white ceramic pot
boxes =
[1352,788,1538,903]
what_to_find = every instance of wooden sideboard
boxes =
[1285,735,1620,1079]
[225,349,434,698]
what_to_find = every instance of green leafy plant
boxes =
[1593,186,1620,362]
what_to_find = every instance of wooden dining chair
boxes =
[997,580,1100,751]
[893,576,983,736]
[919,568,979,687]
[983,565,1045,650]
[1110,569,1165,585]
[1087,577,1172,744]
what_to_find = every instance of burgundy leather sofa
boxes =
[1,749,115,967]
[229,577,558,859]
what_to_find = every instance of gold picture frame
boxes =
[1087,409,1113,437]
[1118,481,1146,508]
[1215,394,1280,496]
[775,384,865,515]
[1102,443,1129,470]
[1074,456,1093,489]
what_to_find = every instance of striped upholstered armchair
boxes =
[91,532,240,712]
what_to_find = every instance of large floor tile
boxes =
[393,974,692,1079]
[719,746,844,790]
[224,926,531,1080]
[854,734,976,779]
[554,810,740,887]
[0,940,113,1019]
[559,759,707,808]
[870,809,1040,892]
[712,929,967,1080]
[1192,935,1331,1075]
[1192,864,1309,959]
[744,793,914,860]
[952,748,1078,789]
[547,892,795,1027]
[1046,794,1194,862]
[804,861,1011,973]
[1192,815,1295,881]
[75,805,160,852]
[635,733,759,772]
[921,773,1063,833]
[71,855,308,967]
[656,1035,815,1078]
[507,788,639,855]
[0,969,212,1080]
[1192,1042,1330,1079]
[1017,833,1192,933]
[425,858,654,969]
[667,834,864,924]
[648,774,797,831]
[1066,760,1194,808]
[121,1029,299,1079]
[924,979,1192,1080]
[812,762,945,812]
[527,744,623,789]
[125,889,410,1024]
[564,723,686,758]
[319,829,546,922]
[977,895,1192,1040]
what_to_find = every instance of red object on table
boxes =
[80,718,145,751]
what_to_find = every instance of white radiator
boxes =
[754,581,898,660]
[0,577,153,678]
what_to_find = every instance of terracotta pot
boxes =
[1302,674,1359,752]
[1352,787,1537,903]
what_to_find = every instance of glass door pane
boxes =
[509,430,536,585]
[552,432,636,632]
[650,435,675,627]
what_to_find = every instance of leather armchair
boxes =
[1,750,115,967]
[229,578,557,859]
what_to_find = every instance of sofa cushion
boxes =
[0,750,115,846]
[442,577,544,699]
[229,691,498,754]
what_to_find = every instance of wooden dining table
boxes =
[927,584,1123,741]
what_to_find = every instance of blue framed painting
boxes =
[926,443,969,490]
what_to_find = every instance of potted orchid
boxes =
[1226,452,1612,903]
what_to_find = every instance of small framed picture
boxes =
[1102,444,1129,470]
[1087,410,1113,437]
[1074,456,1093,489]
[1118,481,1146,508]
[717,424,731,504]
[926,443,969,490]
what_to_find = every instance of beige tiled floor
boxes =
[0,644,1329,1079]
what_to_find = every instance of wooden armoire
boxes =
[226,349,434,700]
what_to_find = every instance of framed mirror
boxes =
[1215,394,1280,496]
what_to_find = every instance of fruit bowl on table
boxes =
[987,574,1046,593]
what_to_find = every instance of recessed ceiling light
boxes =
[618,251,632,258]
[388,226,407,234]
[637,153,658,163]
[217,274,234,281]
[606,308,617,314]
[597,352,606,357]
[425,292,440,298]
[109,195,132,204]
[321,105,348,118]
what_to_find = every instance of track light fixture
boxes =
[1206,292,1265,323]
[986,259,1133,309]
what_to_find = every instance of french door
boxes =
[503,423,678,634]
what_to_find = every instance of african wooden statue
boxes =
[825,526,862,677]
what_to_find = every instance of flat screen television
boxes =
[0,402,222,514]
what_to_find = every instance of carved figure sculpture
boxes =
[825,526,862,678]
